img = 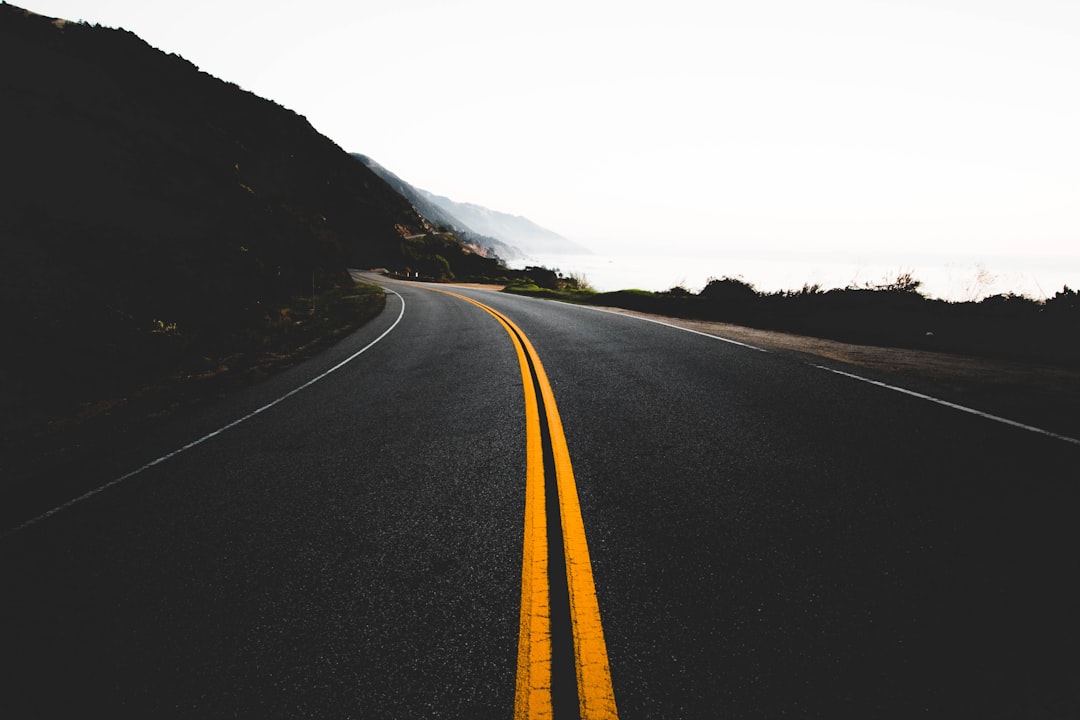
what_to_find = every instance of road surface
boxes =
[2,275,1078,718]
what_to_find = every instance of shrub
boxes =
[700,276,759,302]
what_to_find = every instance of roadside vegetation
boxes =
[500,266,596,299]
[503,270,1080,367]
[2,280,386,474]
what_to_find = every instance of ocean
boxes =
[510,250,1080,302]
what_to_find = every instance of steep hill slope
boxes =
[0,4,497,441]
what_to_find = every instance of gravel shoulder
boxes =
[598,306,1080,444]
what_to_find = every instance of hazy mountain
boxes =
[352,153,517,259]
[353,154,588,260]
[0,3,506,434]
[418,190,589,257]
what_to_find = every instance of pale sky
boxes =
[20,0,1080,296]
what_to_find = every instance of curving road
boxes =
[2,275,1079,718]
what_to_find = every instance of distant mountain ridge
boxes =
[351,153,516,259]
[353,154,588,260]
[419,190,589,257]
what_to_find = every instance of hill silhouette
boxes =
[352,153,518,260]
[353,153,587,260]
[0,3,504,444]
[417,189,588,257]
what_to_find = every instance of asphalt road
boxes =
[2,276,1079,718]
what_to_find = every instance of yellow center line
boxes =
[516,329,619,720]
[430,288,618,719]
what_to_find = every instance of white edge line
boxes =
[424,282,765,351]
[811,363,1080,447]
[552,302,769,353]
[2,289,406,539]
[583,301,1077,447]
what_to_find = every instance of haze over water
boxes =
[517,249,1078,302]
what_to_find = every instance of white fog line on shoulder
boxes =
[2,289,407,540]
[811,363,1080,447]
[580,304,769,352]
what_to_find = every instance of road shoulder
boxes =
[598,306,1080,442]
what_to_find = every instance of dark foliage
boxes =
[0,4,498,436]
[521,266,561,290]
[392,233,509,282]
[575,278,1080,366]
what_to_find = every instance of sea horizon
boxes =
[510,249,1080,303]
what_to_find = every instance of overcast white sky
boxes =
[21,0,1080,295]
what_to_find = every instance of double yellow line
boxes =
[433,289,618,720]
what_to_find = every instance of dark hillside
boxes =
[0,4,480,443]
